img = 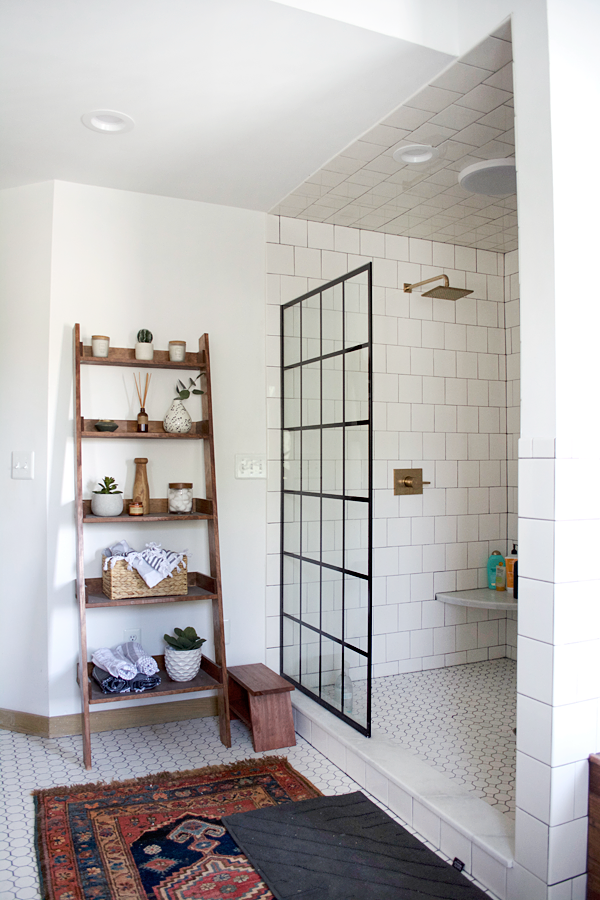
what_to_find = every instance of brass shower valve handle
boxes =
[393,468,431,495]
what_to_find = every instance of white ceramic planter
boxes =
[164,645,202,682]
[164,398,192,433]
[91,492,124,517]
[135,341,154,361]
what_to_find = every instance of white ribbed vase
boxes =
[164,399,192,434]
[164,645,202,682]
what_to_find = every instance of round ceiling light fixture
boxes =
[458,158,516,195]
[81,109,135,134]
[392,143,439,165]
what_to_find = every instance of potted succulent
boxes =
[164,373,204,434]
[163,626,206,681]
[91,476,124,517]
[135,328,154,361]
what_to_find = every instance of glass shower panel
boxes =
[281,264,372,737]
[321,567,343,641]
[281,555,300,618]
[301,494,320,565]
[345,270,369,348]
[345,500,369,576]
[321,284,343,355]
[321,496,344,569]
[302,294,321,362]
[301,362,320,427]
[283,367,301,429]
[345,425,369,498]
[321,427,343,495]
[300,624,321,691]
[301,428,320,494]
[282,493,301,556]
[345,347,369,422]
[283,429,301,492]
[282,617,300,682]
[322,356,343,425]
[282,304,301,366]
[301,560,321,630]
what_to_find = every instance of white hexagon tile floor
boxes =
[329,658,517,817]
[0,714,499,899]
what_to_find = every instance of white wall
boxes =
[0,183,54,717]
[2,180,268,718]
[266,215,519,676]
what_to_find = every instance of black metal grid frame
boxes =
[279,264,372,737]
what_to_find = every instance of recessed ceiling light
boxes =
[81,109,135,134]
[458,158,516,195]
[392,144,439,165]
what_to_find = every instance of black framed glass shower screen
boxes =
[280,264,372,737]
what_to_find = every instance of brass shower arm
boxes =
[403,274,449,293]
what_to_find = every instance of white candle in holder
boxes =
[91,335,110,358]
[169,340,186,362]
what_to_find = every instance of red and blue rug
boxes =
[34,756,320,900]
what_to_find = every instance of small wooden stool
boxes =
[227,663,296,752]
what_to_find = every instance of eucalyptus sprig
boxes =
[175,372,204,400]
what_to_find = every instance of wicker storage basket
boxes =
[102,555,188,600]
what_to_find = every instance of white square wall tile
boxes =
[472,846,508,900]
[516,695,552,765]
[280,216,308,246]
[519,459,555,520]
[412,801,440,847]
[388,782,413,825]
[515,750,551,821]
[518,517,554,582]
[547,817,588,883]
[515,808,549,881]
[554,519,600,584]
[517,636,553,704]
[440,822,472,871]
[551,699,598,767]
[518,577,554,644]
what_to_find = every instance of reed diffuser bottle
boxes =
[134,372,151,433]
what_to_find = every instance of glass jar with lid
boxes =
[168,483,193,514]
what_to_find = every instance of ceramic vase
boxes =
[135,341,154,361]
[164,398,192,433]
[91,492,123,517]
[164,645,202,682]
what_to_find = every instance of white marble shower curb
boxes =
[292,690,515,900]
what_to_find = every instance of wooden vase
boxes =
[132,457,150,514]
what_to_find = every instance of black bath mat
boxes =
[223,791,488,899]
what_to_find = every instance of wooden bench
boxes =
[227,663,296,752]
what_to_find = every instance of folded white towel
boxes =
[114,641,159,676]
[103,540,186,588]
[91,647,137,680]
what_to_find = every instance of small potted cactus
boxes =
[135,328,154,361]
[163,626,206,681]
[91,476,123,517]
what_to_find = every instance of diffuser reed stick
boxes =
[134,372,151,432]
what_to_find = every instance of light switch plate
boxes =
[12,450,34,480]
[235,454,267,479]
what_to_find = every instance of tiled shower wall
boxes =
[265,215,519,676]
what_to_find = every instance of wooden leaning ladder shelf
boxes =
[73,325,230,768]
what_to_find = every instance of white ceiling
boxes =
[0,0,454,210]
[272,22,517,251]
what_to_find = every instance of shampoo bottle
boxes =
[496,561,506,591]
[505,543,518,590]
[487,550,505,590]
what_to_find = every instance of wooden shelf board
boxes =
[84,572,217,608]
[81,418,210,439]
[84,655,222,704]
[83,497,213,523]
[80,344,206,370]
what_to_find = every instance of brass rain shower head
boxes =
[403,274,473,301]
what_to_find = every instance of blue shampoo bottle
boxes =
[487,550,505,590]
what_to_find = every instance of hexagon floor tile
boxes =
[0,714,498,899]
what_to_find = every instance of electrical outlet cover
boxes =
[123,628,141,645]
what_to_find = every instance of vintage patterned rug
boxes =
[34,756,320,900]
